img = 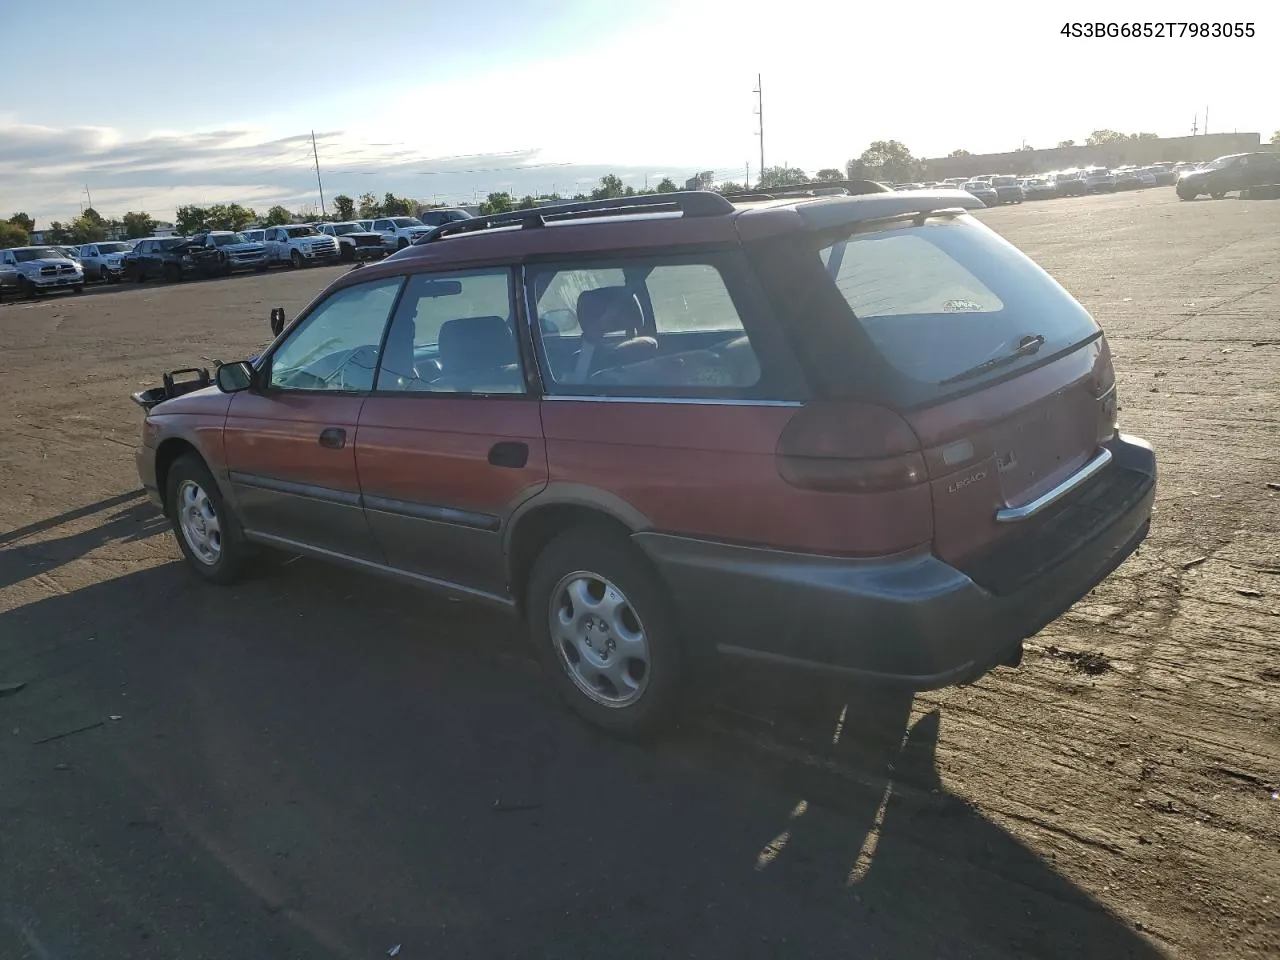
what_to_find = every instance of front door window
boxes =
[265,277,404,393]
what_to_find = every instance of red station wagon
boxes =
[135,185,1156,736]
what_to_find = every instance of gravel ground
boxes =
[1,188,1277,959]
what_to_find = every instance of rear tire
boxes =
[165,453,255,585]
[72,285,84,294]
[526,528,685,739]
[162,262,181,282]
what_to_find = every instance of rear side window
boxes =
[375,269,523,395]
[527,257,763,396]
[811,217,1099,399]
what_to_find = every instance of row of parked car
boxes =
[897,153,1280,206]
[0,209,476,299]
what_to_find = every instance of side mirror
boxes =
[270,307,286,337]
[215,361,255,394]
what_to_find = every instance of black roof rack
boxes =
[415,191,733,245]
[723,179,892,202]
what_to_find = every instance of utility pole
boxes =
[311,130,326,216]
[1203,105,1209,136]
[753,73,764,187]
[745,162,750,187]
[84,185,94,210]
[1191,114,1199,136]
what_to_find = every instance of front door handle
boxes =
[488,441,529,468]
[318,427,347,449]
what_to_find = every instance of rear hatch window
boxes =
[811,216,1099,404]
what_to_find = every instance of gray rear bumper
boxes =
[636,434,1156,689]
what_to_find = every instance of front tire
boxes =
[165,454,255,584]
[397,238,409,250]
[290,250,303,269]
[18,277,36,299]
[527,529,685,738]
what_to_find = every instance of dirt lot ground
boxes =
[1,189,1277,959]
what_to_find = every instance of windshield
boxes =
[1203,156,1234,171]
[212,233,249,246]
[13,247,64,262]
[993,177,1016,186]
[285,226,319,238]
[331,223,360,235]
[391,217,424,228]
[813,217,1099,400]
[159,238,189,250]
[97,242,130,253]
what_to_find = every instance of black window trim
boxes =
[522,248,806,403]
[367,263,535,400]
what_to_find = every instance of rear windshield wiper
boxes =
[939,334,1046,385]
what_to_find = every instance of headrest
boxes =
[576,287,642,341]
[438,316,517,373]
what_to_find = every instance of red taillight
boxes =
[776,402,926,493]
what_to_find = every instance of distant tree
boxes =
[45,221,72,243]
[8,212,35,234]
[263,205,293,226]
[848,140,919,182]
[517,195,538,210]
[68,212,107,244]
[1086,129,1128,146]
[1017,145,1035,152]
[1057,140,1076,148]
[947,149,970,158]
[655,177,678,193]
[480,192,514,215]
[591,174,627,200]
[203,203,256,231]
[714,181,744,195]
[332,195,356,220]
[174,205,208,235]
[357,193,380,219]
[0,220,28,247]
[815,168,844,181]
[1271,130,1280,145]
[758,166,808,188]
[381,192,415,216]
[121,211,157,239]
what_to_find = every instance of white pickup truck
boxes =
[370,216,432,252]
[263,224,341,268]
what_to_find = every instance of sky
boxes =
[2,0,1273,226]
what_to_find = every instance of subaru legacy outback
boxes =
[134,185,1156,737]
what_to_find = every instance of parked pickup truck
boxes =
[190,231,270,273]
[371,215,432,251]
[124,237,222,282]
[78,241,134,283]
[263,224,341,268]
[0,246,84,297]
[317,222,386,261]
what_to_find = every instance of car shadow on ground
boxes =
[0,491,165,592]
[0,503,1165,959]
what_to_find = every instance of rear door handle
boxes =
[318,427,347,449]
[488,441,529,468]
